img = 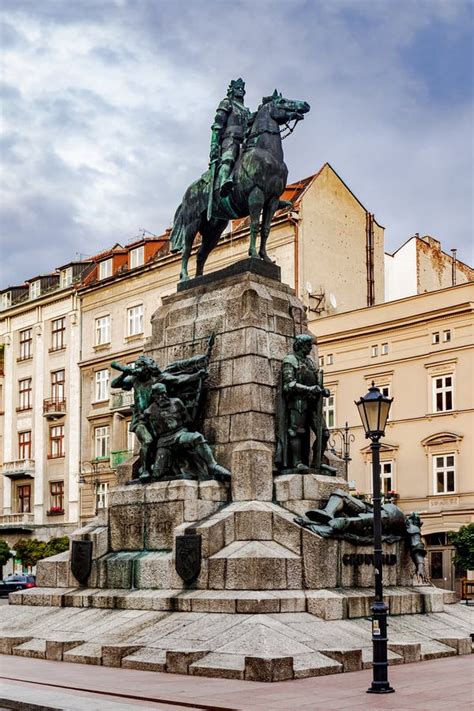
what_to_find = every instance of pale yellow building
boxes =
[314,281,474,590]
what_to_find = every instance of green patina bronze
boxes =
[275,334,334,475]
[170,80,310,282]
[295,490,428,580]
[111,336,230,484]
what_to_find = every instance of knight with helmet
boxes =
[210,78,252,196]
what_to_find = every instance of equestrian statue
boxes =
[170,78,310,282]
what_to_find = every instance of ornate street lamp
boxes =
[329,421,355,480]
[355,382,394,695]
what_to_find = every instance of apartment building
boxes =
[385,234,473,301]
[0,262,92,546]
[314,281,474,591]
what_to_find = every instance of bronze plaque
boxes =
[70,540,93,586]
[175,534,202,584]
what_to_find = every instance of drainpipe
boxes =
[288,210,300,295]
[451,248,457,286]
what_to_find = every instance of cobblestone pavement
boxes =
[0,653,473,710]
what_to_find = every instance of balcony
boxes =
[0,513,35,531]
[110,390,134,412]
[2,459,35,478]
[43,398,67,419]
[111,449,133,468]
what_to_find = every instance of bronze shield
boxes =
[175,534,202,584]
[70,540,93,586]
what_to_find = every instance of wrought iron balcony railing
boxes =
[43,398,67,418]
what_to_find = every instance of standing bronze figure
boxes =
[275,334,334,474]
[170,81,310,282]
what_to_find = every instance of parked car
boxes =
[0,574,36,597]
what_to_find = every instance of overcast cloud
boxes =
[1,0,472,286]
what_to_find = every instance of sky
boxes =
[1,0,473,286]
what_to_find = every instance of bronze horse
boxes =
[170,91,310,282]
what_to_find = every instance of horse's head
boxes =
[263,89,310,125]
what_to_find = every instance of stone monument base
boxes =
[2,473,470,681]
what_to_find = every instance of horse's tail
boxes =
[170,203,185,253]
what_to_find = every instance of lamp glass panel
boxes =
[357,401,369,433]
[378,400,391,432]
[365,399,381,433]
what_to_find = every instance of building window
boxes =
[443,329,451,343]
[432,332,440,344]
[51,369,65,399]
[130,246,144,269]
[17,484,31,513]
[127,304,143,336]
[1,292,12,310]
[94,425,110,459]
[51,317,66,350]
[60,267,73,288]
[318,355,324,367]
[381,343,389,355]
[433,453,455,494]
[95,315,111,345]
[323,392,336,428]
[50,425,65,458]
[49,481,64,511]
[95,369,109,401]
[326,353,334,365]
[18,431,32,459]
[99,259,112,280]
[432,375,453,412]
[29,281,41,299]
[371,345,378,357]
[19,328,32,360]
[18,378,32,410]
[381,461,393,495]
[96,481,109,510]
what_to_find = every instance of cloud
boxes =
[0,0,472,286]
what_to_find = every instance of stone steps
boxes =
[2,604,471,683]
[12,585,453,618]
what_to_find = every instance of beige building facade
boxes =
[314,281,474,590]
[0,263,91,550]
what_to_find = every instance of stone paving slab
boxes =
[1,654,472,709]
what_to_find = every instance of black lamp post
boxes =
[355,382,394,695]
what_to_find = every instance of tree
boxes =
[14,535,70,570]
[0,540,12,579]
[14,539,47,569]
[44,536,70,558]
[449,523,474,572]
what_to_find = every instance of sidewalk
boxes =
[0,653,472,710]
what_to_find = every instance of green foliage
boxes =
[0,540,12,568]
[44,536,70,557]
[448,523,474,572]
[14,535,70,568]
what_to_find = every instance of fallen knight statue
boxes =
[296,489,428,581]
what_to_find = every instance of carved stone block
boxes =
[231,441,273,501]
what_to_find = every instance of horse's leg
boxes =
[196,218,228,277]
[260,196,279,262]
[248,187,265,258]
[180,218,200,282]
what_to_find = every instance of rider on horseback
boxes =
[210,78,252,197]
